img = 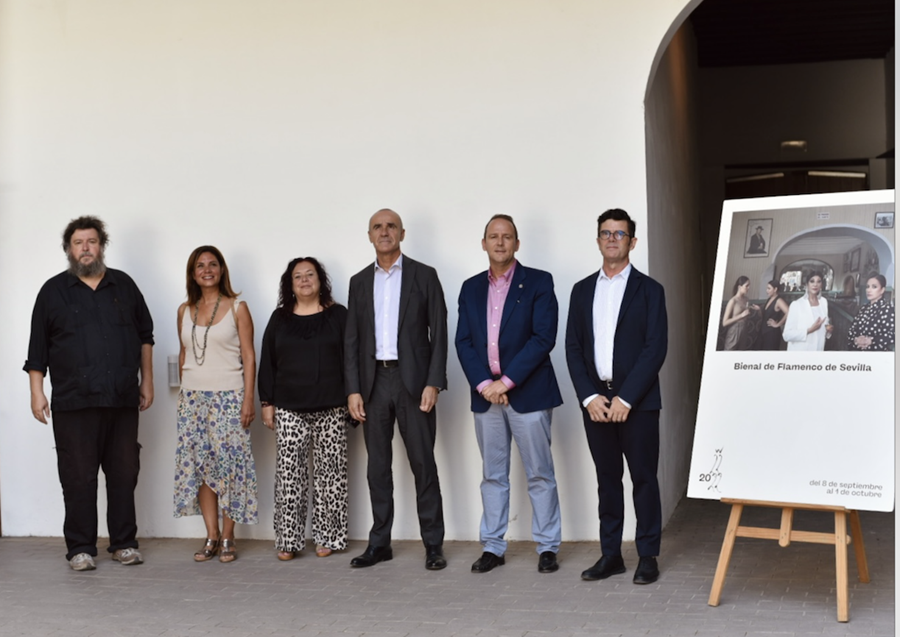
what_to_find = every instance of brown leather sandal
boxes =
[277,550,295,561]
[219,539,237,563]
[193,538,219,562]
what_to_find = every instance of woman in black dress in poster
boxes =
[758,280,789,350]
[848,273,894,351]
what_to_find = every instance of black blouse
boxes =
[258,304,348,411]
[847,297,894,351]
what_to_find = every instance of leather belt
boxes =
[376,359,399,368]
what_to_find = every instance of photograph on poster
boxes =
[715,202,895,352]
[690,190,895,512]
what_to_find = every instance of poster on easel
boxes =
[688,190,895,512]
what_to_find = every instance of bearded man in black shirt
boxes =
[24,216,154,571]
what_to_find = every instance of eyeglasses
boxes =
[599,230,631,241]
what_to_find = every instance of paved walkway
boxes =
[0,498,893,636]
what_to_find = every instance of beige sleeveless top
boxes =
[181,299,245,391]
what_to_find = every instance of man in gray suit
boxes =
[345,208,448,570]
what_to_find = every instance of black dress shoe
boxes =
[632,556,659,584]
[538,551,559,573]
[580,555,626,581]
[350,545,392,568]
[425,544,447,570]
[471,551,505,573]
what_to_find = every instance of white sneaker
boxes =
[112,547,144,565]
[69,553,96,571]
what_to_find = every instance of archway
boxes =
[641,0,894,526]
[763,224,895,290]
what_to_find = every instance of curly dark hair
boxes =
[62,215,109,252]
[276,257,334,316]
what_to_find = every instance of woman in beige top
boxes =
[174,246,258,563]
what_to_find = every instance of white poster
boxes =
[688,191,895,512]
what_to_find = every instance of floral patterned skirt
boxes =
[174,389,259,524]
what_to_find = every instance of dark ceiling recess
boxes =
[690,0,895,67]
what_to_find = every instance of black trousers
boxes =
[582,403,662,558]
[362,366,444,547]
[52,407,141,559]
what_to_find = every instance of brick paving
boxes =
[0,498,892,636]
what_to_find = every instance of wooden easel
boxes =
[708,498,870,622]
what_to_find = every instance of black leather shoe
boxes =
[538,551,559,573]
[425,544,447,570]
[580,555,626,581]
[632,556,659,584]
[350,545,392,568]
[471,551,505,573]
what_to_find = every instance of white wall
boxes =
[0,0,692,543]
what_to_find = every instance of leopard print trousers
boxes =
[274,406,349,552]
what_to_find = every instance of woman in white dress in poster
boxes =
[782,272,832,351]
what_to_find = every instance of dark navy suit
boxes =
[456,262,563,555]
[565,266,667,557]
[456,264,562,413]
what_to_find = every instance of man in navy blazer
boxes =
[565,208,667,585]
[456,214,563,574]
[345,208,448,571]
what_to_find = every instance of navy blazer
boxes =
[565,266,667,411]
[455,262,563,414]
[344,255,448,403]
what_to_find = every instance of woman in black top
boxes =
[848,273,894,351]
[758,280,789,350]
[259,257,349,560]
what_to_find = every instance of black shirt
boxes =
[24,269,155,411]
[258,304,347,412]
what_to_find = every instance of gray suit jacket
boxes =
[344,255,448,403]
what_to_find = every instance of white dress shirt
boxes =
[583,263,632,408]
[374,254,402,360]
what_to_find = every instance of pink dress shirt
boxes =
[476,261,517,394]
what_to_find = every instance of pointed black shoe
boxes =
[580,555,626,581]
[538,551,559,573]
[471,551,505,573]
[350,545,393,568]
[632,556,659,584]
[425,544,447,570]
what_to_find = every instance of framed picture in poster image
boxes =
[744,218,772,258]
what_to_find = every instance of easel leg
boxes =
[709,503,743,607]
[834,511,849,623]
[848,510,870,583]
[778,507,794,547]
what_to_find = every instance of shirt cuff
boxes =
[500,375,516,390]
[618,397,632,409]
[582,393,600,408]
[476,380,492,394]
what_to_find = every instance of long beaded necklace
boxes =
[191,293,222,365]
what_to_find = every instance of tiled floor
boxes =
[0,498,893,636]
